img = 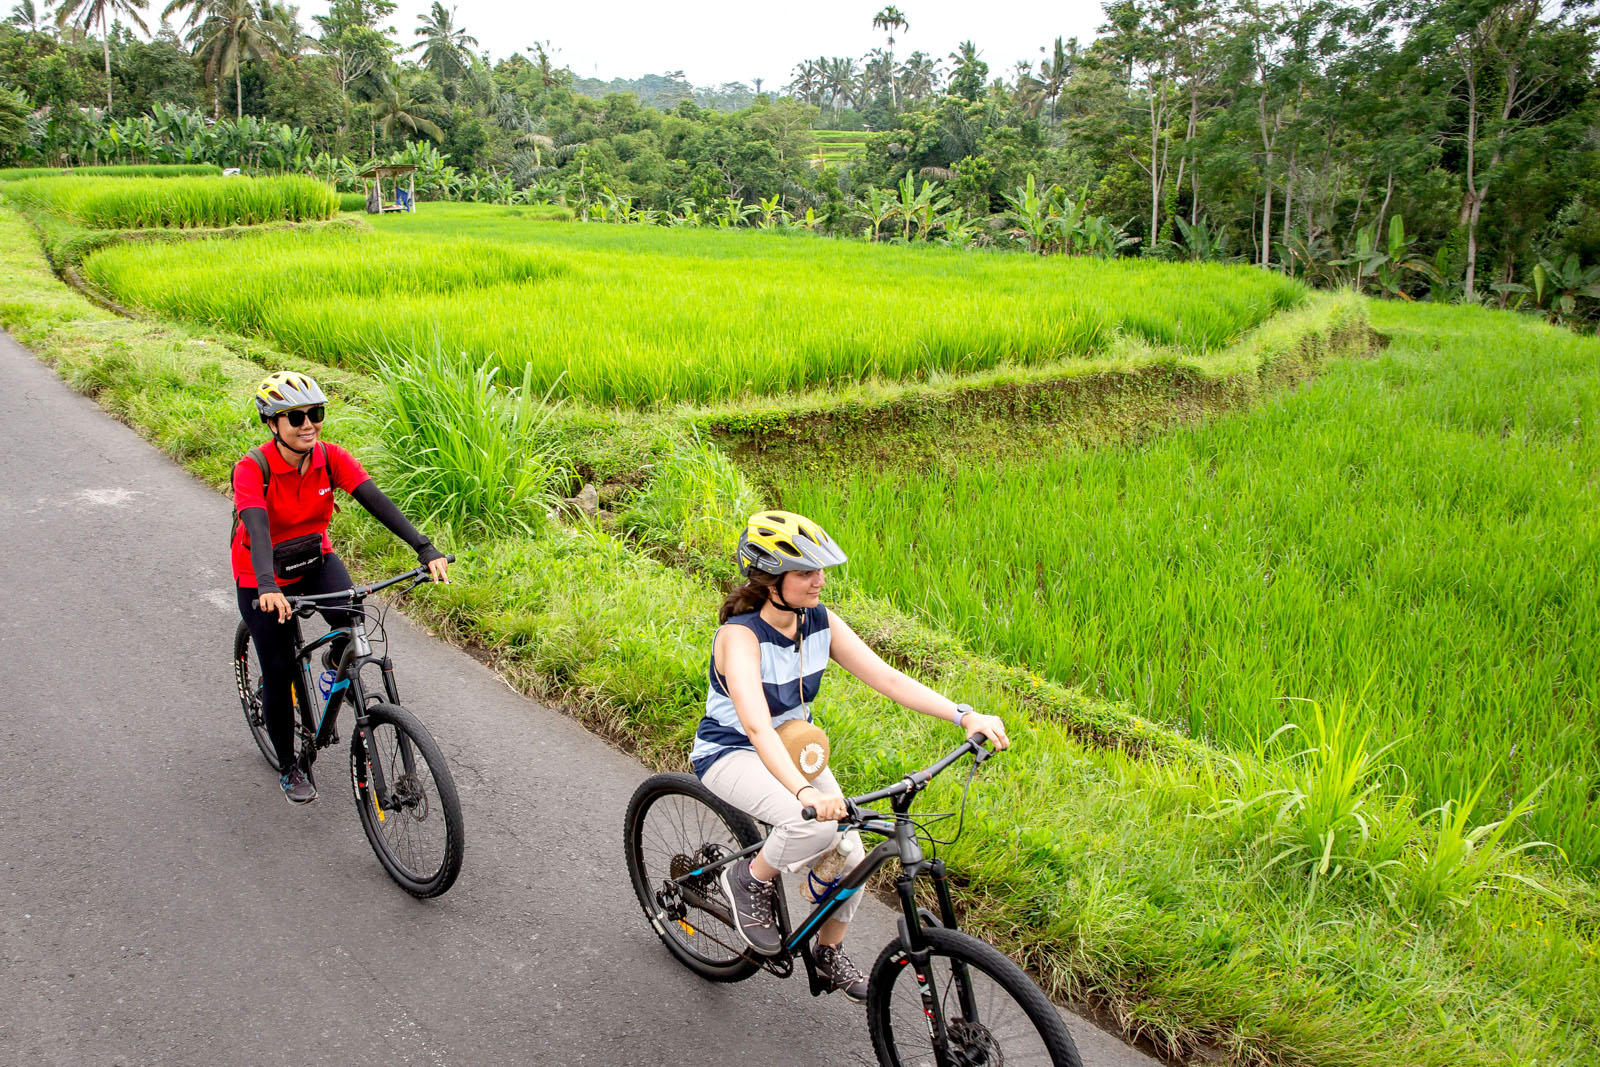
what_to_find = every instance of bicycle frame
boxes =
[281,595,409,808]
[667,742,982,1000]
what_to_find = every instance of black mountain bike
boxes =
[624,737,1082,1067]
[233,561,464,898]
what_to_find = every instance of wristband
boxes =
[795,784,817,799]
[953,703,972,728]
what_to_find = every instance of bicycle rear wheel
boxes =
[623,772,762,983]
[233,620,278,769]
[868,926,1082,1067]
[351,701,465,898]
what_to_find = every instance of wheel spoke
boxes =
[878,944,1066,1067]
[633,789,746,966]
[365,719,447,883]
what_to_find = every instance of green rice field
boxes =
[786,301,1600,867]
[77,203,1303,405]
[811,130,868,163]
[3,173,336,228]
[0,163,223,181]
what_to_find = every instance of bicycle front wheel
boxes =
[623,772,762,983]
[233,620,278,770]
[868,926,1082,1067]
[351,702,465,898]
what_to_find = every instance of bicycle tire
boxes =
[868,925,1082,1067]
[350,701,465,898]
[233,620,279,770]
[623,772,763,983]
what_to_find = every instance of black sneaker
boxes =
[719,857,782,955]
[280,764,316,804]
[814,942,869,1002]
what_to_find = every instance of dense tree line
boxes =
[1,0,1596,320]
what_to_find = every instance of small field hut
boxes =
[359,164,418,213]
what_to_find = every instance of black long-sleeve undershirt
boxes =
[240,478,440,595]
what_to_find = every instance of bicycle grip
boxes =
[801,806,817,821]
[445,554,456,563]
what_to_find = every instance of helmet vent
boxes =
[773,538,799,557]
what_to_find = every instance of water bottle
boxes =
[317,669,338,701]
[807,837,853,904]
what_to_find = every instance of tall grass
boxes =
[785,302,1600,866]
[0,164,223,181]
[360,342,568,537]
[78,202,1304,405]
[5,174,336,228]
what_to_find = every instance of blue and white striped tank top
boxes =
[691,605,831,777]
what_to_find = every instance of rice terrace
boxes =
[2,1,1598,1065]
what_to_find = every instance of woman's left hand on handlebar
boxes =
[425,555,449,584]
[964,711,1010,750]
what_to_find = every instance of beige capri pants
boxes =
[702,748,868,924]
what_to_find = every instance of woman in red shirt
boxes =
[234,371,448,804]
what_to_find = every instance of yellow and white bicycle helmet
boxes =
[736,511,848,577]
[254,370,327,422]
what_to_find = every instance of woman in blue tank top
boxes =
[697,511,1010,1001]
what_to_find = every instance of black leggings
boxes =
[236,553,357,773]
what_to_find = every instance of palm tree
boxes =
[55,0,150,111]
[1037,37,1072,125]
[871,5,907,107]
[896,51,940,101]
[8,0,50,33]
[412,2,476,85]
[787,58,825,107]
[373,69,443,144]
[183,0,289,119]
[261,0,311,58]
[823,56,858,119]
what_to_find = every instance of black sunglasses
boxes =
[280,405,325,427]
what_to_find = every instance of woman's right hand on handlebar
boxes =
[798,784,848,822]
[258,591,292,622]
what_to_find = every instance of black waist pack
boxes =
[272,533,326,580]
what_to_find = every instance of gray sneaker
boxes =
[280,764,316,804]
[814,942,869,1001]
[720,857,782,955]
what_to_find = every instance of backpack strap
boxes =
[230,447,272,543]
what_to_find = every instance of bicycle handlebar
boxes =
[800,735,991,821]
[250,555,456,611]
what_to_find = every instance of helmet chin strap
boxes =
[768,575,808,649]
[271,425,314,471]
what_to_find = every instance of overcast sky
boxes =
[284,0,1111,90]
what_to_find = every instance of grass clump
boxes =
[618,430,761,577]
[360,342,569,538]
[3,174,337,229]
[0,164,223,181]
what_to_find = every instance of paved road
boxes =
[0,330,1154,1067]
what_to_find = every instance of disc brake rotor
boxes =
[946,1018,1001,1066]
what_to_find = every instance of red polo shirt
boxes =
[231,440,370,588]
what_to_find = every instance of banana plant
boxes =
[714,197,757,228]
[756,193,791,229]
[894,173,950,241]
[850,185,898,240]
[937,206,983,248]
[1341,216,1439,300]
[1532,254,1600,326]
[1002,173,1057,254]
[1174,215,1226,262]
[1081,214,1138,258]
